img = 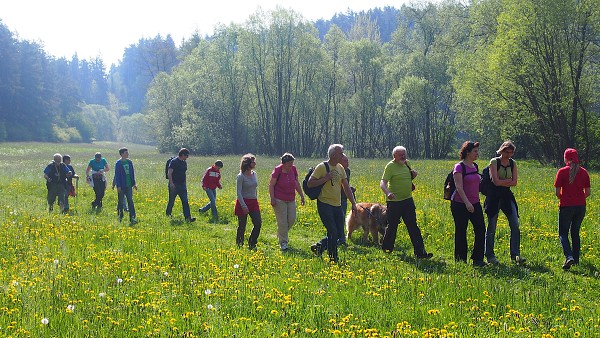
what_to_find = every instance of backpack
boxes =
[443,162,479,200]
[302,161,330,200]
[480,158,514,196]
[165,156,177,179]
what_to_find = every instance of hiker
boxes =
[380,146,433,259]
[483,141,525,265]
[235,153,262,249]
[308,144,357,263]
[43,153,72,212]
[450,141,486,267]
[166,148,195,222]
[86,152,110,210]
[199,160,223,222]
[269,153,305,251]
[554,148,591,270]
[62,154,78,213]
[114,147,137,224]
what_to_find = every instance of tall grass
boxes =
[0,142,598,337]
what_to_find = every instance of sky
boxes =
[1,0,408,66]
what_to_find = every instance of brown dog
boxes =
[346,202,388,244]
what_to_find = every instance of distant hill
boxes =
[314,6,402,42]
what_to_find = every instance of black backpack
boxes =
[443,162,479,200]
[302,161,330,200]
[165,156,177,179]
[480,158,514,196]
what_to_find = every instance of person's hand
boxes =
[242,206,249,215]
[270,197,277,207]
[117,187,121,193]
[133,185,138,191]
[466,202,474,213]
[300,196,305,206]
[386,192,395,200]
[203,187,207,190]
[169,182,175,191]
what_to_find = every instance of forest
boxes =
[1,0,599,166]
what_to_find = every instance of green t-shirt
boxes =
[123,160,132,188]
[381,160,413,202]
[490,157,513,180]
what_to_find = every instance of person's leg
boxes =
[570,205,586,264]
[208,189,218,220]
[117,189,125,220]
[97,180,106,208]
[286,200,297,234]
[125,187,136,221]
[273,199,288,246]
[317,201,339,262]
[451,201,469,262]
[62,186,70,212]
[382,201,401,252]
[178,185,191,219]
[558,206,574,260]
[400,198,428,257]
[247,210,262,249]
[505,200,521,259]
[236,214,248,246]
[485,212,499,261]
[332,204,345,251]
[47,185,57,211]
[470,203,486,263]
[166,184,176,216]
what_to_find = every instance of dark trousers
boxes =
[316,200,345,262]
[236,211,262,247]
[166,184,191,219]
[47,183,65,211]
[92,178,106,208]
[559,205,586,263]
[118,186,136,221]
[383,198,427,256]
[451,201,486,262]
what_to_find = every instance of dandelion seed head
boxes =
[207,304,213,310]
[163,271,169,277]
[116,278,123,284]
[67,304,75,311]
[204,289,212,295]
[99,292,106,298]
[234,264,240,269]
[41,318,49,325]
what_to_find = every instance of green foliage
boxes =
[1,142,599,336]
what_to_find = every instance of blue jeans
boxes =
[118,186,136,221]
[451,201,486,262]
[559,205,586,263]
[316,200,345,262]
[485,199,520,259]
[166,184,191,219]
[200,188,218,219]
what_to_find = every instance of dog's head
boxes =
[369,203,388,229]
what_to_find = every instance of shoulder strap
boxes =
[460,162,466,177]
[323,161,330,172]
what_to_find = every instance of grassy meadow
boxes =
[0,142,599,337]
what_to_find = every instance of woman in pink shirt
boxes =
[269,153,305,251]
[451,141,486,267]
[554,148,591,270]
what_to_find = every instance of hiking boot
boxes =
[562,258,575,270]
[280,242,288,251]
[130,218,138,225]
[487,256,500,265]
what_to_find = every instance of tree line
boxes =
[2,0,600,166]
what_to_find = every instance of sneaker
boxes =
[280,242,288,251]
[562,258,575,270]
[487,256,500,265]
[416,252,434,259]
[130,218,138,225]
[512,256,526,265]
[185,217,196,223]
[198,208,206,214]
[473,260,488,267]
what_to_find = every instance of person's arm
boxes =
[342,178,357,212]
[555,187,561,199]
[236,174,248,212]
[131,161,137,190]
[86,165,92,176]
[380,179,394,200]
[454,171,474,212]
[43,166,51,182]
[104,161,110,172]
[201,168,210,190]
[295,175,305,206]
[268,174,278,206]
[585,186,591,198]
[168,168,175,190]
[307,164,331,188]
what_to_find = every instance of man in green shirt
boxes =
[380,146,432,259]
